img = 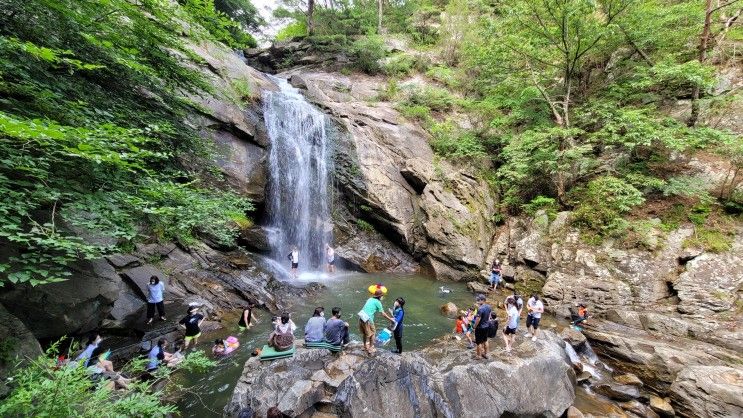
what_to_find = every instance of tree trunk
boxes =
[377,0,383,34]
[689,0,714,127]
[307,0,315,36]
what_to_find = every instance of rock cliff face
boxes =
[283,70,496,281]
[226,331,575,418]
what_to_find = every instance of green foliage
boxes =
[398,104,432,122]
[404,86,455,111]
[276,21,308,41]
[426,66,459,89]
[356,219,375,232]
[181,0,258,48]
[214,0,264,32]
[0,0,254,286]
[351,35,386,74]
[522,196,558,219]
[572,176,645,237]
[684,227,734,253]
[382,54,417,76]
[376,79,400,102]
[429,121,486,160]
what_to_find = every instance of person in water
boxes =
[269,312,296,352]
[179,306,204,349]
[525,293,544,341]
[146,338,174,372]
[146,275,166,324]
[503,297,519,353]
[325,244,336,273]
[238,303,255,332]
[489,259,502,290]
[472,294,492,360]
[324,307,350,347]
[288,246,299,278]
[75,332,102,367]
[391,297,405,354]
[358,289,395,355]
[304,307,326,343]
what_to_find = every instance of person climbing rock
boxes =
[525,293,544,341]
[304,307,326,343]
[325,244,336,273]
[324,307,350,347]
[572,303,590,326]
[502,297,519,353]
[238,303,255,332]
[391,297,405,354]
[146,275,166,324]
[268,312,296,352]
[489,259,502,290]
[179,306,204,349]
[472,294,492,360]
[288,246,300,278]
[358,289,394,355]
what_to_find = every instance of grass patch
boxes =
[356,219,375,232]
[683,227,734,253]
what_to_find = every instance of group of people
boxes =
[455,291,546,358]
[287,243,336,278]
[263,287,407,356]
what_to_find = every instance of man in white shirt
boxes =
[526,294,545,342]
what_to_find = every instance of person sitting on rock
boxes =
[268,312,296,352]
[87,347,132,390]
[74,332,102,368]
[146,338,174,373]
[305,307,326,343]
[324,307,350,347]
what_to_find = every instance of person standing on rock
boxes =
[358,289,394,355]
[390,297,405,354]
[525,294,544,342]
[472,294,492,360]
[502,297,519,353]
[238,302,256,332]
[146,275,166,325]
[304,307,326,343]
[325,244,336,273]
[489,259,502,290]
[179,306,204,349]
[288,246,300,279]
[324,307,350,347]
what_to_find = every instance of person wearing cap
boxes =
[357,289,394,354]
[179,306,204,349]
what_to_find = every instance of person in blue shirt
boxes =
[146,338,174,372]
[75,332,102,367]
[146,275,166,325]
[391,297,405,354]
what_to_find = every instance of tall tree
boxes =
[307,0,315,35]
[378,0,383,33]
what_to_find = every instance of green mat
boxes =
[304,341,342,352]
[259,345,295,361]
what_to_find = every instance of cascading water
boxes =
[263,76,333,274]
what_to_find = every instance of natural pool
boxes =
[172,272,479,417]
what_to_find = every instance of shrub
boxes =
[398,104,432,121]
[522,196,558,219]
[430,123,486,159]
[405,86,455,111]
[426,65,458,88]
[356,219,375,232]
[351,35,385,74]
[683,227,733,253]
[276,21,308,41]
[572,176,645,237]
[376,79,400,101]
[382,54,416,76]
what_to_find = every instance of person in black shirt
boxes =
[179,306,204,349]
[472,294,492,360]
[238,302,256,332]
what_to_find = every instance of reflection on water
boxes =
[172,272,477,417]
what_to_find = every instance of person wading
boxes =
[238,303,256,332]
[288,246,300,279]
[358,289,394,355]
[179,306,204,349]
[472,294,492,360]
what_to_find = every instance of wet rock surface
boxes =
[226,332,575,418]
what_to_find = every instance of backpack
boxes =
[487,318,499,338]
[272,325,294,351]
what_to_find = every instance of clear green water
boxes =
[172,272,476,417]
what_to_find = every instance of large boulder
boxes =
[0,304,42,396]
[226,332,575,417]
[669,366,743,418]
[0,258,122,339]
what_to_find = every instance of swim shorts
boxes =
[474,327,488,344]
[526,314,540,329]
[504,326,517,335]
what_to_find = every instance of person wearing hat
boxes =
[357,289,394,354]
[179,306,205,349]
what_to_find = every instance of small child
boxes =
[572,304,590,326]
[212,339,225,355]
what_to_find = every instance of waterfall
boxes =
[263,76,333,274]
